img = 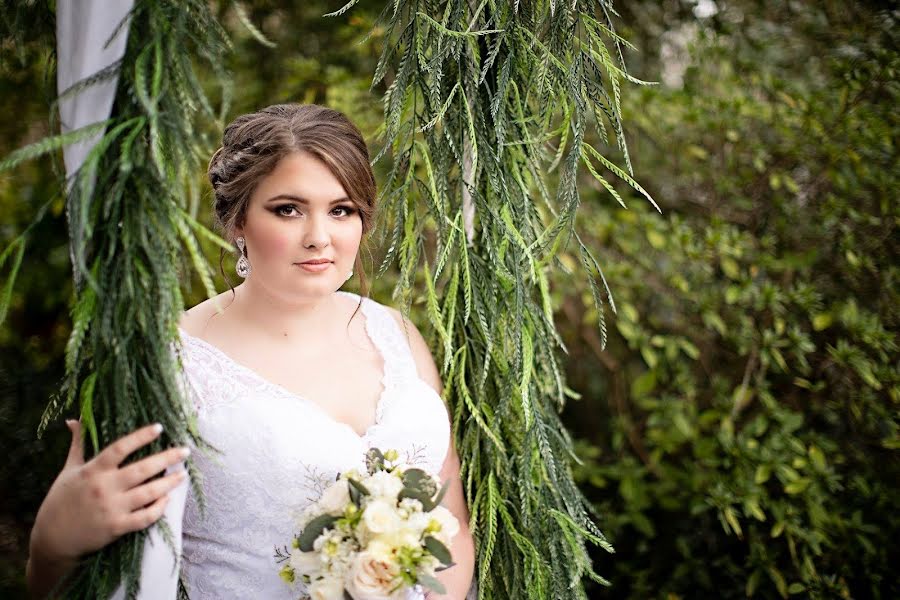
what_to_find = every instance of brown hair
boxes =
[208,103,376,296]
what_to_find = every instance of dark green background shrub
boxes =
[560,2,898,598]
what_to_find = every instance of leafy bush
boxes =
[560,3,898,598]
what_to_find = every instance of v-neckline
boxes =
[176,292,388,441]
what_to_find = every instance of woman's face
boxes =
[236,151,363,301]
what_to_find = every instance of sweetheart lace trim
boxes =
[175,291,419,439]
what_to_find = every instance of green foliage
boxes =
[1,2,237,597]
[563,3,899,598]
[356,1,656,597]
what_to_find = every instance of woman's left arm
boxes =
[389,309,476,600]
[429,439,476,599]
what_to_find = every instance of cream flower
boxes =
[362,498,401,534]
[319,479,351,515]
[289,550,323,577]
[308,575,346,600]
[398,497,424,515]
[345,550,403,600]
[371,527,421,552]
[365,470,404,500]
[429,506,460,543]
[313,528,348,557]
[365,539,396,563]
[404,510,431,536]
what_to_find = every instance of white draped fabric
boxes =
[56,0,134,179]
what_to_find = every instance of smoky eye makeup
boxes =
[272,204,300,217]
[331,205,357,217]
[270,203,357,218]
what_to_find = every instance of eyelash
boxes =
[274,205,356,218]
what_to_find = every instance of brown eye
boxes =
[332,206,356,217]
[275,205,300,217]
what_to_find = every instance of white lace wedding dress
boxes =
[124,291,453,599]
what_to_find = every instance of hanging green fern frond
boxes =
[338,1,654,597]
[0,234,26,325]
[0,121,110,174]
[0,1,239,597]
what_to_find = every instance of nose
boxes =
[302,213,331,249]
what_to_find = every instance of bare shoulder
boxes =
[383,305,443,394]
[179,291,237,337]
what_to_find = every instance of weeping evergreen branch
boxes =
[353,1,656,597]
[0,1,236,596]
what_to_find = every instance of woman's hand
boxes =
[27,420,189,597]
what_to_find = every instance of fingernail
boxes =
[65,419,75,427]
[152,423,164,435]
[179,447,191,459]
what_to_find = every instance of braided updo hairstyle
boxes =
[208,103,377,295]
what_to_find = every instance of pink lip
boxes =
[296,261,332,273]
[298,259,332,265]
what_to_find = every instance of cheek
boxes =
[335,221,364,254]
[247,219,293,260]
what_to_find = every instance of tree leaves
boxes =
[566,5,900,598]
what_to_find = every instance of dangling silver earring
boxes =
[235,237,251,278]
[345,269,353,282]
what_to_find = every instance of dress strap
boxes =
[342,292,419,388]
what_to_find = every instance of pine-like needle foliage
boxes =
[1,1,234,597]
[353,1,657,597]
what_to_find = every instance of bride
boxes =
[25,104,476,599]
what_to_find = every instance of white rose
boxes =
[365,539,396,563]
[404,510,430,537]
[345,550,403,600]
[289,550,323,577]
[362,498,401,535]
[319,480,351,514]
[371,527,420,552]
[429,506,460,541]
[365,470,404,500]
[308,576,346,600]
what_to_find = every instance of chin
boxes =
[289,278,341,296]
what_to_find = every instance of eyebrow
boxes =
[265,194,350,205]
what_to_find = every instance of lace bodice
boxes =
[125,292,451,599]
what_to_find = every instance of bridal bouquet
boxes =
[276,448,458,600]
